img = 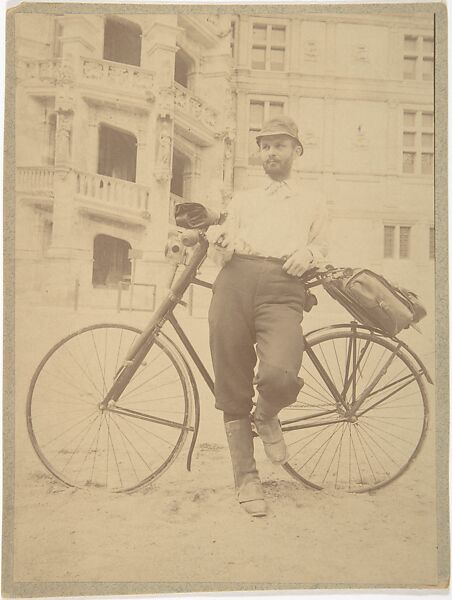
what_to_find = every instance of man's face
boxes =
[259,134,300,180]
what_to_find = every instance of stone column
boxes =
[135,16,180,299]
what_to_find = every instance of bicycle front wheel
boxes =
[281,329,429,493]
[27,324,194,492]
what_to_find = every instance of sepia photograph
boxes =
[3,1,449,596]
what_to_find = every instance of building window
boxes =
[251,23,286,71]
[53,20,63,58]
[384,225,411,259]
[98,124,137,182]
[248,99,285,164]
[402,110,434,176]
[103,17,141,67]
[174,49,194,89]
[403,34,434,81]
[171,149,191,199]
[429,227,435,259]
[384,225,395,258]
[46,113,57,166]
[92,235,132,287]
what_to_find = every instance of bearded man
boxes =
[208,116,329,517]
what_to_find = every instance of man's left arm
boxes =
[283,198,329,277]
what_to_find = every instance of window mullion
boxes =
[265,26,270,70]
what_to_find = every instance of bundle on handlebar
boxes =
[175,202,224,230]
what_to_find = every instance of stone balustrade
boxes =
[75,171,151,216]
[17,166,151,220]
[16,56,154,92]
[174,83,218,129]
[16,166,55,192]
[16,58,74,85]
[80,57,155,90]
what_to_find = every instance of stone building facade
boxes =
[15,10,434,310]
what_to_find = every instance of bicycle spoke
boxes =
[28,325,192,492]
[64,344,104,399]
[119,364,175,400]
[109,415,142,485]
[90,330,108,396]
[40,410,99,449]
[282,330,428,492]
[113,413,172,463]
[110,413,164,470]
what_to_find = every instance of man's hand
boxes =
[282,248,314,277]
[206,226,234,251]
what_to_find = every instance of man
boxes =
[208,116,329,517]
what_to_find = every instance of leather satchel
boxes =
[323,269,427,336]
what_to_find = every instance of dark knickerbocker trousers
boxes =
[208,255,306,419]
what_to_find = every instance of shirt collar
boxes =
[264,176,296,193]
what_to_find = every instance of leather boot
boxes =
[224,419,267,517]
[253,396,289,465]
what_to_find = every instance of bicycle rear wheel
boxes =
[27,324,194,492]
[281,329,429,493]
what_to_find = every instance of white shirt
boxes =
[211,177,329,266]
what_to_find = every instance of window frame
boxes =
[402,32,434,82]
[250,20,288,72]
[401,106,434,177]
[383,223,413,260]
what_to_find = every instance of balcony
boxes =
[16,166,55,208]
[17,166,55,192]
[16,166,151,226]
[80,57,155,94]
[174,82,219,144]
[75,172,151,224]
[16,56,155,105]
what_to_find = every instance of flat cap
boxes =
[256,116,304,154]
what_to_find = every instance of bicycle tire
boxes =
[27,323,195,492]
[281,329,429,493]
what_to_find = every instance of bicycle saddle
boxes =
[175,202,222,229]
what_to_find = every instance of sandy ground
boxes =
[10,300,443,591]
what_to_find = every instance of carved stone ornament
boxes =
[304,40,319,62]
[351,125,369,150]
[54,110,74,165]
[158,132,172,168]
[17,58,74,86]
[157,86,175,120]
[302,130,319,148]
[205,14,231,37]
[352,44,369,63]
[56,91,75,114]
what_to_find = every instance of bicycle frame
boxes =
[98,232,433,473]
[99,235,213,410]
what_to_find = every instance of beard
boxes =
[263,158,291,179]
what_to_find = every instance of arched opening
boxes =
[92,234,132,287]
[103,17,142,67]
[97,124,137,182]
[174,49,195,89]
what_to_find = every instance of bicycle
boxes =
[26,204,433,495]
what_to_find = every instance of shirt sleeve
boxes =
[306,197,329,267]
[206,193,242,265]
